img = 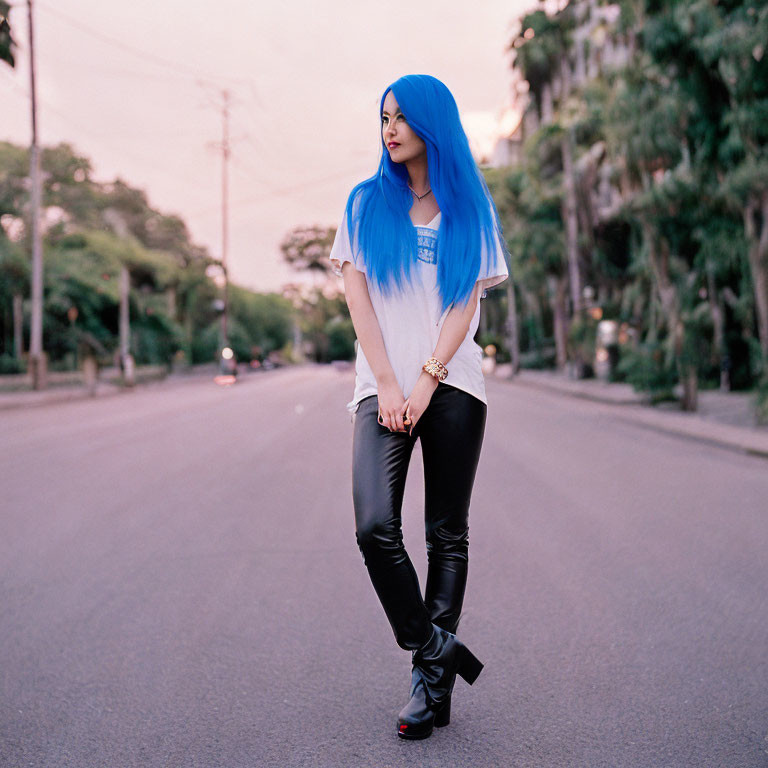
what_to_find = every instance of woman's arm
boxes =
[404,282,483,432]
[432,281,483,368]
[341,262,408,431]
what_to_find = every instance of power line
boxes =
[1,69,213,208]
[34,56,209,85]
[36,1,258,89]
[187,167,372,219]
[5,63,371,221]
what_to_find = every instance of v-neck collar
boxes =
[412,211,441,229]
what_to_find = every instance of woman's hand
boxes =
[377,377,408,432]
[402,371,439,435]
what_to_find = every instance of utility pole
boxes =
[219,88,230,355]
[200,83,240,368]
[27,0,45,388]
[119,266,134,386]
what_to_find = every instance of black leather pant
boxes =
[352,382,487,650]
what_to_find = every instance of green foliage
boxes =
[0,235,28,302]
[132,308,183,366]
[0,354,24,374]
[325,317,356,361]
[228,286,293,358]
[617,339,678,400]
[189,322,219,365]
[484,163,563,366]
[280,225,336,277]
[0,141,302,370]
[0,1,15,68]
[519,345,557,370]
[221,316,253,362]
[41,231,129,360]
[567,314,598,376]
[513,7,575,110]
[498,0,768,406]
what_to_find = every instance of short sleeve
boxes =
[328,210,366,277]
[476,230,509,297]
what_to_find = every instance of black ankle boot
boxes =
[396,623,483,740]
[400,665,452,735]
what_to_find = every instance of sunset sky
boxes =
[2,0,533,292]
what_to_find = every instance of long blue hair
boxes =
[344,74,507,314]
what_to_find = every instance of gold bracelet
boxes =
[427,357,448,377]
[422,356,448,382]
[426,357,447,376]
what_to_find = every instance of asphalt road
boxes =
[1,364,767,768]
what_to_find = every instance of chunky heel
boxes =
[397,624,482,739]
[456,644,484,685]
[433,695,451,727]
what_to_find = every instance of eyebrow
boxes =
[381,109,402,116]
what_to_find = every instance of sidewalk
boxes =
[494,365,768,460]
[0,380,125,411]
[0,365,222,412]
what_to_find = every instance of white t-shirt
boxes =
[328,209,509,415]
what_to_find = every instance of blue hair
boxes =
[344,74,507,314]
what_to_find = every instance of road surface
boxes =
[1,365,766,767]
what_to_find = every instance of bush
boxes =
[191,322,220,364]
[519,346,557,369]
[0,354,26,374]
[326,318,356,361]
[132,312,183,366]
[616,340,677,401]
[567,315,597,379]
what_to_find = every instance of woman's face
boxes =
[381,90,426,165]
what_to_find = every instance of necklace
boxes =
[408,184,432,201]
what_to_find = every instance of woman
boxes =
[328,74,509,740]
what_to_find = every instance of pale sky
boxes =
[2,0,532,293]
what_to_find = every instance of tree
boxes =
[500,0,767,411]
[708,2,768,365]
[0,1,16,68]
[511,4,593,372]
[227,286,293,362]
[0,238,28,361]
[0,140,290,369]
[280,225,336,280]
[620,0,768,404]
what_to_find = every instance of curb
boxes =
[0,383,125,411]
[0,366,300,412]
[0,374,200,412]
[497,372,768,462]
[609,413,768,461]
[508,371,646,406]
